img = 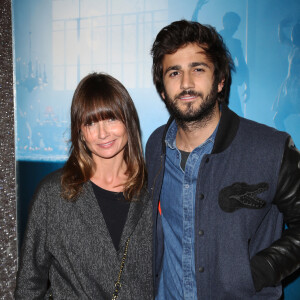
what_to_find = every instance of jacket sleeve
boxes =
[15,182,52,299]
[250,136,300,291]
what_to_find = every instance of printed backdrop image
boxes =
[13,0,300,298]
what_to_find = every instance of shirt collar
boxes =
[165,120,219,151]
[165,120,178,149]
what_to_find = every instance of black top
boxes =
[91,181,130,251]
[180,150,190,171]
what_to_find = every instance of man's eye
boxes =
[195,68,204,72]
[169,71,179,77]
[85,121,95,127]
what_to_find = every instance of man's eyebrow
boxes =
[164,65,181,76]
[190,62,210,68]
[164,62,211,75]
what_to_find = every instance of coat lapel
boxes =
[76,182,149,254]
[76,181,113,247]
[118,188,150,252]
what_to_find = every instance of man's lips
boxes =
[179,94,198,101]
[176,90,203,101]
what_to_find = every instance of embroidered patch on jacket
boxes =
[218,182,268,213]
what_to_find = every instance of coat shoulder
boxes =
[36,168,62,193]
[146,124,166,157]
[239,117,289,145]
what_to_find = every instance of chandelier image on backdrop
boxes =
[16,32,48,92]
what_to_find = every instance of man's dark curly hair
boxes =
[151,20,234,104]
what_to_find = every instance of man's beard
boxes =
[163,81,219,129]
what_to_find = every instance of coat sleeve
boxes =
[15,181,52,299]
[250,136,300,291]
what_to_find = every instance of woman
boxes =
[15,73,153,299]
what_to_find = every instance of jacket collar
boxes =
[78,182,150,253]
[161,104,240,155]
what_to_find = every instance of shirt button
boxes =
[199,267,204,273]
[199,193,204,200]
[198,230,204,236]
[184,184,189,189]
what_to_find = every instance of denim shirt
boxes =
[157,120,217,300]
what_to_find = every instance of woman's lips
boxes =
[97,140,115,148]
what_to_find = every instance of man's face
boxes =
[161,43,224,125]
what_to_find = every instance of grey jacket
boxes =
[15,170,153,299]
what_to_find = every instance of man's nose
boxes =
[180,72,195,90]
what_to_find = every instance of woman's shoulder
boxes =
[134,186,152,218]
[26,169,64,219]
[134,185,150,203]
[39,168,62,187]
[34,168,63,199]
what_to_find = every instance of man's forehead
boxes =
[175,42,208,54]
[162,43,213,69]
[165,42,208,57]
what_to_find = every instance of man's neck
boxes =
[175,107,221,152]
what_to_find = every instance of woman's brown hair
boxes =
[61,72,146,201]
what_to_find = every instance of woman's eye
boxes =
[85,121,95,127]
[107,117,117,122]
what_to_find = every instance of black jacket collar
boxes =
[160,104,240,155]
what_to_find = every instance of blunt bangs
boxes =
[81,97,124,126]
[77,79,126,127]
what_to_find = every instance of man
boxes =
[146,20,300,299]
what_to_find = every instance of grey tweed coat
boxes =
[15,170,153,299]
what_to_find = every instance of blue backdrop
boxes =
[13,0,300,298]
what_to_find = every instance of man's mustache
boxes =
[175,90,204,100]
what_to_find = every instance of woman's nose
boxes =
[97,122,109,139]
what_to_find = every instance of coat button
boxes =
[199,193,204,200]
[205,157,209,163]
[199,267,204,272]
[198,230,204,236]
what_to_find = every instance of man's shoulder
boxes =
[240,117,289,138]
[238,117,290,148]
[145,124,167,161]
[146,124,167,148]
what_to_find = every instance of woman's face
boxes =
[81,118,128,162]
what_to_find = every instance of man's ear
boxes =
[161,92,165,100]
[218,79,225,93]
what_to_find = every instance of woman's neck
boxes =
[90,156,128,192]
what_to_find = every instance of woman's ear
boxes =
[80,131,85,142]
